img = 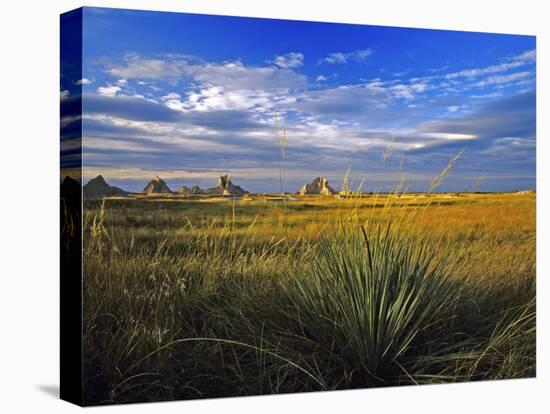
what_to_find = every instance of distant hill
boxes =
[84,175,128,199]
[143,176,173,194]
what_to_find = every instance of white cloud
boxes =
[445,49,535,79]
[108,55,306,92]
[185,61,306,91]
[319,48,373,64]
[514,49,536,62]
[60,90,70,101]
[168,86,277,112]
[323,52,347,64]
[470,92,502,99]
[410,83,428,93]
[75,78,92,85]
[472,71,530,88]
[160,92,186,111]
[271,52,304,69]
[116,78,128,86]
[292,78,431,120]
[161,92,182,101]
[91,50,534,168]
[421,132,476,140]
[355,49,374,60]
[60,115,80,128]
[97,85,121,97]
[108,56,187,78]
[387,82,428,100]
[390,84,416,100]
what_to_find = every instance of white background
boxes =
[0,0,547,411]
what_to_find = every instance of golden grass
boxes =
[81,191,535,404]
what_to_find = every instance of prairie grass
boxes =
[81,192,535,404]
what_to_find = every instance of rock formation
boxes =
[216,175,248,195]
[143,176,173,194]
[61,176,82,211]
[178,185,200,195]
[177,175,248,196]
[299,177,336,195]
[83,175,128,199]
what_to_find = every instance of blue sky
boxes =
[61,7,536,193]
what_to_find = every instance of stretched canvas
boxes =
[60,7,536,406]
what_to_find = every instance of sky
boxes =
[61,7,536,193]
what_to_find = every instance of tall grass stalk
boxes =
[275,112,288,206]
[383,137,394,164]
[428,148,465,193]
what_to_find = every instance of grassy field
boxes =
[81,192,536,405]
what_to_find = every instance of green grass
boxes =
[288,222,455,384]
[81,194,535,405]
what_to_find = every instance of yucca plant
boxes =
[290,221,455,384]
